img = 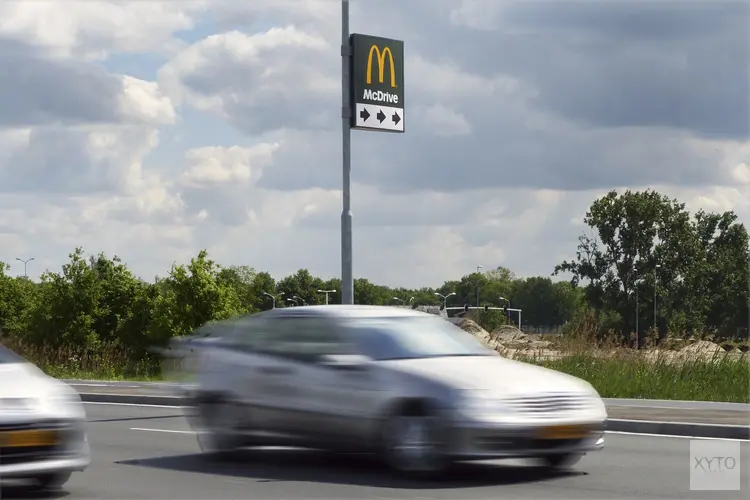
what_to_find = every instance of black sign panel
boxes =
[350,33,405,132]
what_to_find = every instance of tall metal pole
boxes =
[653,264,660,331]
[15,257,34,278]
[340,0,354,305]
[318,289,336,305]
[635,286,640,349]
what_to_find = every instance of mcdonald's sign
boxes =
[366,45,397,88]
[350,33,405,133]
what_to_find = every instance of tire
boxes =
[380,401,450,478]
[539,453,583,469]
[32,472,72,489]
[195,396,241,459]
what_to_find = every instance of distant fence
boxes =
[522,325,565,334]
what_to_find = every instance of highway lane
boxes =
[6,403,748,499]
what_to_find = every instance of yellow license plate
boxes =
[0,430,59,448]
[537,425,589,440]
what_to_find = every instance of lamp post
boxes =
[475,265,483,306]
[498,295,510,322]
[293,295,307,306]
[262,292,284,308]
[287,297,300,307]
[15,257,34,278]
[317,289,336,305]
[634,275,641,349]
[654,264,661,331]
[340,0,354,305]
[434,292,456,310]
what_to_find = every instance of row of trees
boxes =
[0,190,747,361]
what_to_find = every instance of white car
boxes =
[185,306,608,476]
[0,345,90,489]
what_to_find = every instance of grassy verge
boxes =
[5,339,161,381]
[5,337,749,403]
[513,349,750,403]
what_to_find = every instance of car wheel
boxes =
[196,396,240,458]
[540,453,583,469]
[32,472,72,489]
[380,401,450,478]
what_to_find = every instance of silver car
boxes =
[0,345,90,489]
[184,306,607,475]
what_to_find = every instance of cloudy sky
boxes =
[0,0,748,287]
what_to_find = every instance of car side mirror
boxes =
[318,354,370,371]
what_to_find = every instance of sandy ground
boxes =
[456,319,749,363]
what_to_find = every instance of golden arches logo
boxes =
[366,45,397,88]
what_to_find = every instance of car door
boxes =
[247,317,308,438]
[221,316,284,433]
[280,317,384,444]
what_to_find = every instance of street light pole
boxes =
[262,291,284,308]
[635,284,640,349]
[475,265,483,306]
[15,257,34,278]
[434,292,456,310]
[654,264,661,332]
[340,0,354,305]
[317,289,337,305]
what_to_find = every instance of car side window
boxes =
[226,318,273,352]
[262,317,348,362]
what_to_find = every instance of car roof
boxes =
[252,304,433,320]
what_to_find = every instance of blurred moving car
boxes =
[0,345,90,489]
[184,306,608,476]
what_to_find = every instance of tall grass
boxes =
[3,339,160,381]
[513,349,750,403]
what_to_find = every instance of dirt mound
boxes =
[456,319,504,350]
[491,325,528,343]
[680,340,724,355]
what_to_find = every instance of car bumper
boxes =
[447,418,606,460]
[0,419,91,479]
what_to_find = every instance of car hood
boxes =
[0,362,85,419]
[381,355,597,397]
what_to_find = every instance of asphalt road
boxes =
[4,402,748,499]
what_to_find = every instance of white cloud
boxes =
[158,27,337,133]
[0,0,207,60]
[118,76,177,125]
[0,0,747,290]
[181,144,279,187]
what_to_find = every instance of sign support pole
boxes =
[340,0,354,305]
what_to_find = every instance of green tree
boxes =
[0,263,38,339]
[277,269,324,305]
[510,277,580,328]
[217,265,257,311]
[148,250,243,346]
[555,189,748,341]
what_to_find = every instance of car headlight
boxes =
[36,392,85,417]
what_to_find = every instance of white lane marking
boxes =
[83,401,183,409]
[605,431,748,442]
[130,427,196,434]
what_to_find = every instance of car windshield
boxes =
[344,316,492,360]
[0,345,28,364]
